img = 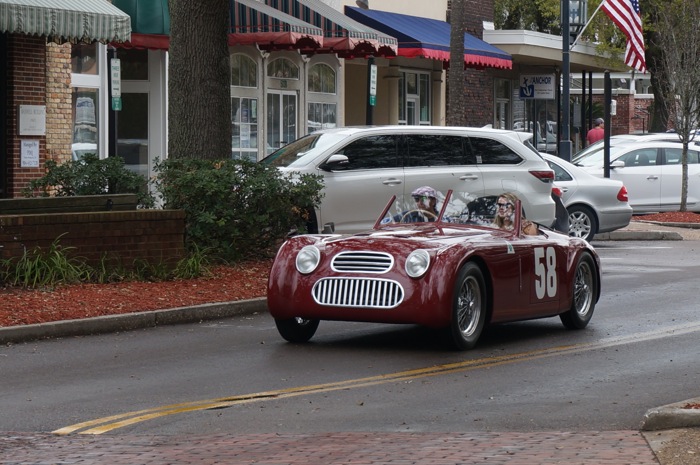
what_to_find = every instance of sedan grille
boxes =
[331,251,394,273]
[312,278,404,308]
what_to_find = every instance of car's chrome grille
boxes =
[312,278,404,308]
[331,251,394,273]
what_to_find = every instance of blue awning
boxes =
[345,6,511,69]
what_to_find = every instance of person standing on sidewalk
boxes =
[587,118,604,146]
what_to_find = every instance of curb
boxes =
[595,230,683,241]
[642,398,700,431]
[0,298,268,345]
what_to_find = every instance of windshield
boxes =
[260,133,348,168]
[375,190,522,232]
[574,145,627,167]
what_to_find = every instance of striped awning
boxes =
[0,0,131,43]
[265,0,397,58]
[229,0,323,50]
[113,0,324,51]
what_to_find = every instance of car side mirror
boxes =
[319,154,349,171]
[611,160,625,169]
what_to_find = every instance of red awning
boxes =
[265,0,397,58]
[112,0,323,51]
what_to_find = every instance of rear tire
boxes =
[448,262,487,350]
[568,205,597,242]
[560,252,597,329]
[275,317,320,343]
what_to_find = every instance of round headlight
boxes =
[296,245,321,274]
[405,249,430,278]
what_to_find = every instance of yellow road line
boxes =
[54,322,700,435]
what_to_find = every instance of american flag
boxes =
[601,0,646,73]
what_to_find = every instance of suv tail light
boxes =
[617,186,629,202]
[529,169,555,183]
[551,186,563,198]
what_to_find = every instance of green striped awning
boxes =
[0,0,131,43]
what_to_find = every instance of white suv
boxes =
[262,126,556,233]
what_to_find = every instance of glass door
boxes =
[266,91,297,155]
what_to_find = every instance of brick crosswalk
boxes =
[0,431,659,465]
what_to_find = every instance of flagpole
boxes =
[570,0,605,49]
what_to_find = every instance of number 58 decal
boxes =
[534,247,557,299]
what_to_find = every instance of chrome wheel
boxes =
[449,262,487,350]
[560,252,597,329]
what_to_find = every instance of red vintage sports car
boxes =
[267,190,600,350]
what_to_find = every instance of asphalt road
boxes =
[1,240,699,438]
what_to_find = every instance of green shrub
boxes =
[0,239,213,289]
[0,236,92,288]
[154,158,324,261]
[22,154,155,208]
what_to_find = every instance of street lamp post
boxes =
[561,0,572,162]
[560,0,587,162]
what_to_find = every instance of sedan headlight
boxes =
[405,249,430,278]
[296,245,321,274]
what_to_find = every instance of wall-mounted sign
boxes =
[20,139,40,167]
[18,105,46,135]
[110,58,122,111]
[518,74,556,100]
[369,64,378,106]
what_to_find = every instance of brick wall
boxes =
[5,36,47,197]
[459,0,496,126]
[45,43,73,165]
[0,210,187,269]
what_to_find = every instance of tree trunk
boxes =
[447,0,466,126]
[168,0,231,160]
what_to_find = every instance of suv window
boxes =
[335,135,399,170]
[469,137,523,164]
[404,134,472,167]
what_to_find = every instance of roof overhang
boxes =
[0,0,131,43]
[482,29,626,73]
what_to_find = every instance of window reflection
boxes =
[72,44,98,75]
[72,88,98,160]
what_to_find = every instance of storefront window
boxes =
[232,97,258,161]
[267,58,299,79]
[117,48,149,80]
[398,70,430,125]
[72,44,98,75]
[308,64,335,94]
[72,88,98,161]
[231,54,257,87]
[307,103,336,133]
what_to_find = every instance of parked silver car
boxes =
[573,140,700,213]
[542,153,633,242]
[262,126,556,233]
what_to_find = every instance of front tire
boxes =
[448,262,487,350]
[275,317,320,343]
[568,205,598,242]
[560,252,597,329]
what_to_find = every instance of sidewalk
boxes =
[2,221,700,464]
